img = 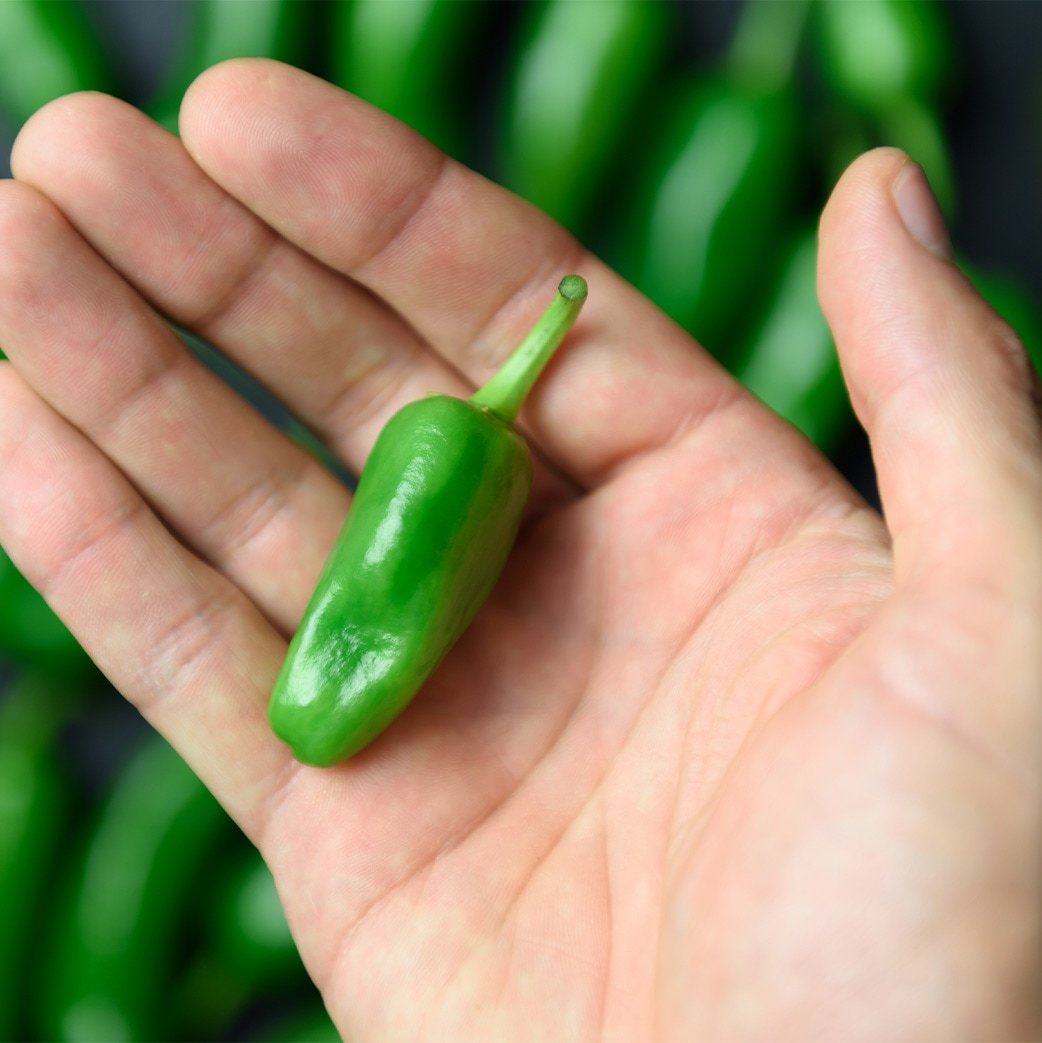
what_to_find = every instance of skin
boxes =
[0,59,1039,1041]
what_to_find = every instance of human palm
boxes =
[1,62,1039,1041]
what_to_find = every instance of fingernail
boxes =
[892,162,954,261]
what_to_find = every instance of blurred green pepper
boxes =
[42,735,231,1042]
[0,545,94,677]
[148,0,308,132]
[812,0,956,213]
[733,226,851,453]
[968,266,1042,377]
[0,0,111,128]
[0,671,76,1040]
[330,0,486,161]
[258,1003,342,1043]
[498,0,670,235]
[620,0,807,360]
[208,850,304,989]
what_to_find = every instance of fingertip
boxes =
[11,91,126,178]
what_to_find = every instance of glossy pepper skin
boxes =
[270,276,588,767]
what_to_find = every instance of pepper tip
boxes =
[558,274,587,303]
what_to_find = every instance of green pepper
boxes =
[0,0,112,128]
[148,0,308,132]
[497,0,669,235]
[618,0,807,360]
[812,0,956,214]
[329,0,487,162]
[0,544,95,677]
[258,1002,342,1043]
[967,266,1042,378]
[270,275,587,766]
[208,849,304,989]
[42,734,231,1042]
[813,0,951,114]
[733,226,851,454]
[0,671,75,1040]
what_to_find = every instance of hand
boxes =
[1,61,1039,1041]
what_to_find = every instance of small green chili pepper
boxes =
[498,0,669,235]
[42,735,230,1043]
[811,0,956,214]
[0,544,94,677]
[967,266,1042,378]
[0,0,111,128]
[330,0,487,162]
[0,671,75,1040]
[733,226,851,454]
[270,275,588,766]
[619,0,807,360]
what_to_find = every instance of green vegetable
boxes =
[0,0,111,128]
[0,544,94,677]
[258,1003,342,1043]
[43,735,230,1043]
[0,671,74,1040]
[270,275,588,766]
[812,0,956,214]
[620,0,807,359]
[498,0,669,234]
[968,267,1042,377]
[330,0,486,161]
[148,0,307,132]
[814,0,951,114]
[733,227,851,453]
[209,850,304,988]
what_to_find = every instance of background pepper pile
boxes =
[1,2,1040,1041]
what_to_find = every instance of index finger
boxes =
[179,59,744,487]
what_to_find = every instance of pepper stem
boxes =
[470,275,587,425]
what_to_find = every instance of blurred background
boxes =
[0,1,1040,1040]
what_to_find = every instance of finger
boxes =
[0,178,347,635]
[0,362,293,838]
[818,147,1042,589]
[176,59,744,486]
[6,95,553,504]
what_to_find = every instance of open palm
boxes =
[1,62,1039,1041]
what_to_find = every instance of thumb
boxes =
[818,147,1042,595]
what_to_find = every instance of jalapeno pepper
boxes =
[733,226,851,453]
[618,0,807,360]
[42,734,231,1042]
[270,275,587,766]
[330,0,487,162]
[0,671,76,1040]
[497,0,669,235]
[0,0,111,128]
[148,0,307,131]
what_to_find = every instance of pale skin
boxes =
[0,60,1040,1041]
